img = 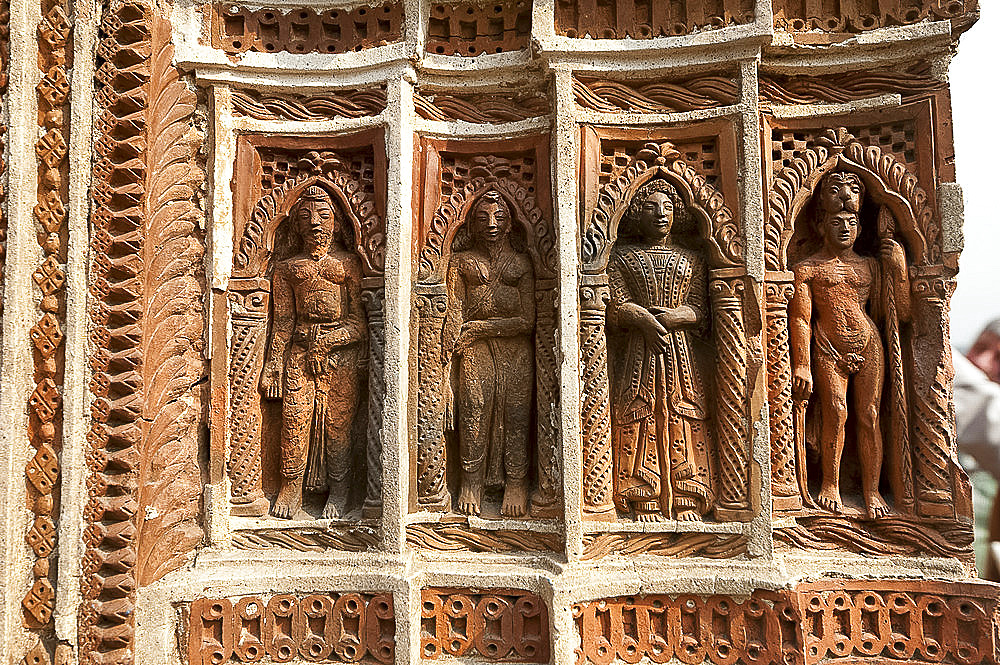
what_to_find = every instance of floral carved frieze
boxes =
[233,88,388,122]
[415,89,549,123]
[772,0,977,33]
[189,594,395,665]
[212,2,403,55]
[574,74,739,113]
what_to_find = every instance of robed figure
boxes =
[607,179,715,522]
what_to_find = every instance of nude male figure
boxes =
[789,172,910,519]
[261,185,366,520]
[442,190,535,518]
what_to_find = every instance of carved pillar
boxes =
[362,286,385,516]
[415,282,450,510]
[765,277,800,512]
[531,286,560,517]
[228,287,269,516]
[710,274,750,519]
[579,275,615,516]
[910,271,959,519]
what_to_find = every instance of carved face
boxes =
[637,191,674,240]
[819,172,864,214]
[819,211,860,251]
[471,194,511,243]
[294,194,337,252]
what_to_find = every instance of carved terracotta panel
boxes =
[426,1,531,56]
[578,123,753,526]
[224,132,387,526]
[421,588,549,662]
[415,88,549,123]
[233,87,388,122]
[189,594,395,665]
[555,0,754,38]
[763,123,972,558]
[212,2,403,55]
[772,0,977,33]
[574,73,739,114]
[412,135,561,543]
[575,580,999,665]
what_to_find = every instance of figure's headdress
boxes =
[623,178,686,235]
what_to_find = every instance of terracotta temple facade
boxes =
[0,1,991,664]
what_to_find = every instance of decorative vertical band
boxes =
[765,279,800,512]
[415,283,449,510]
[531,287,561,517]
[579,280,614,516]
[362,286,386,514]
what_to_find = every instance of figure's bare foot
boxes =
[501,480,528,518]
[457,474,483,516]
[636,510,665,522]
[271,476,303,519]
[865,493,891,520]
[676,509,701,522]
[816,485,843,514]
[322,481,349,519]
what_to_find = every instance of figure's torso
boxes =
[280,251,353,323]
[613,244,698,309]
[452,248,531,322]
[798,253,877,353]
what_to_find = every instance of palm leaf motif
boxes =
[135,13,206,585]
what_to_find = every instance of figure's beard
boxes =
[305,229,333,255]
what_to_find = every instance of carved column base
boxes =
[230,495,270,517]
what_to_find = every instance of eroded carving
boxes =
[421,588,549,662]
[580,533,748,560]
[406,522,561,552]
[574,75,738,113]
[426,1,531,56]
[556,0,754,38]
[189,594,395,665]
[260,185,368,520]
[213,2,403,55]
[233,88,388,121]
[415,149,559,519]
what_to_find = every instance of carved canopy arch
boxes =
[418,163,556,283]
[233,157,384,280]
[582,141,743,273]
[766,127,935,272]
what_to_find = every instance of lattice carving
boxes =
[426,1,531,56]
[0,0,8,316]
[574,75,738,113]
[421,589,549,662]
[575,592,799,665]
[189,594,395,665]
[82,6,206,664]
[23,0,70,639]
[770,122,919,183]
[556,0,754,38]
[772,0,977,32]
[212,2,403,55]
[233,88,387,121]
[415,90,549,123]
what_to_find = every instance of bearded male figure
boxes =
[261,185,367,519]
[442,190,535,518]
[607,179,715,522]
[789,171,910,519]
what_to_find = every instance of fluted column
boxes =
[579,275,614,516]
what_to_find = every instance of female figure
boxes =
[607,179,715,521]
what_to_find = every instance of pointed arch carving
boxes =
[766,127,936,272]
[582,141,743,273]
[417,169,556,284]
[234,154,384,280]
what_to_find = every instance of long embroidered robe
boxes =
[607,243,715,518]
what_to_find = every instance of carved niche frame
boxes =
[577,121,757,525]
[410,134,563,533]
[219,131,388,527]
[763,118,973,554]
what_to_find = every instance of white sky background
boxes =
[950,3,1000,350]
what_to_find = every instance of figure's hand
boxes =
[880,238,907,279]
[653,307,684,329]
[308,354,326,376]
[640,312,670,354]
[260,365,283,400]
[792,365,812,401]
